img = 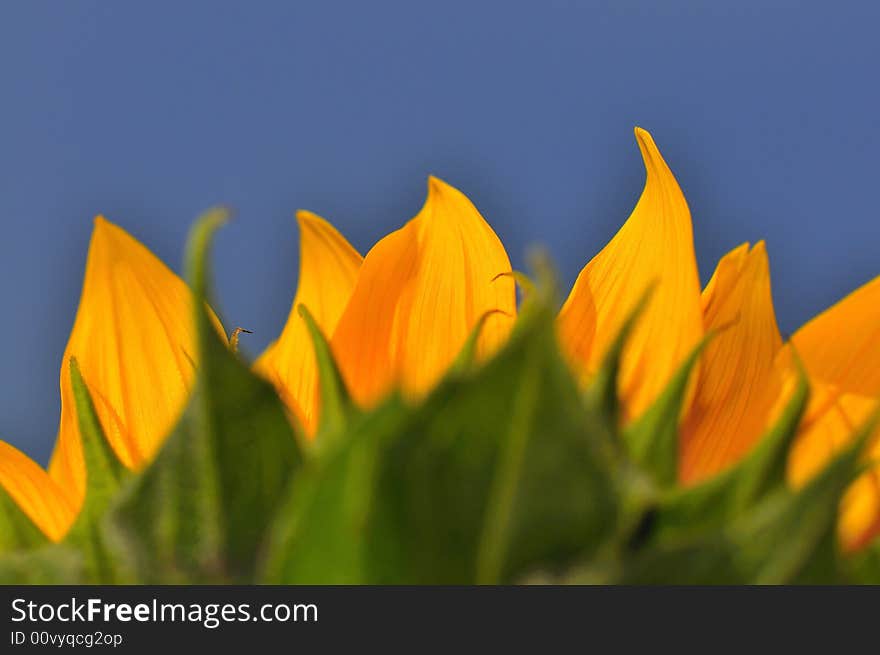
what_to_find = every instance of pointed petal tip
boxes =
[634,126,659,152]
[427,175,467,202]
[91,214,118,236]
[89,214,128,254]
[730,242,751,257]
[423,175,471,216]
[633,125,652,141]
[633,126,670,176]
[296,209,326,229]
[427,174,449,196]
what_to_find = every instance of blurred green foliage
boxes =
[1,210,877,585]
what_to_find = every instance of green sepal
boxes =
[845,541,880,584]
[493,270,536,299]
[260,278,618,584]
[651,369,809,542]
[613,427,871,585]
[62,358,131,582]
[730,410,876,584]
[448,309,509,378]
[258,395,408,584]
[623,333,712,486]
[0,545,83,584]
[298,303,356,441]
[0,486,47,554]
[105,208,304,583]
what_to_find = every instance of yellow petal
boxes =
[680,242,784,483]
[791,273,880,396]
[254,211,363,434]
[49,217,212,507]
[558,127,704,419]
[331,176,516,405]
[0,440,75,542]
[787,387,880,551]
[839,463,880,552]
[782,273,880,550]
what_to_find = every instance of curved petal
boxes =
[0,441,75,542]
[791,274,880,396]
[331,176,516,405]
[787,388,880,551]
[558,127,704,420]
[254,211,363,434]
[48,217,213,506]
[782,273,880,550]
[839,462,880,552]
[680,242,784,483]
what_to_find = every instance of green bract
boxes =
[1,211,877,585]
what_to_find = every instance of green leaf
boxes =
[0,487,47,554]
[731,413,875,584]
[623,334,711,486]
[0,546,83,584]
[259,397,409,584]
[106,208,304,583]
[650,370,809,542]
[298,303,355,440]
[62,358,131,582]
[618,410,873,584]
[613,428,866,585]
[845,541,880,584]
[261,284,619,584]
[615,536,745,584]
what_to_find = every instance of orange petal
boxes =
[331,176,516,405]
[787,388,879,551]
[791,274,880,396]
[680,242,784,483]
[839,462,880,552]
[784,273,880,550]
[0,440,76,542]
[254,211,363,434]
[558,127,704,420]
[49,217,216,507]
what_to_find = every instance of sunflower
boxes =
[1,128,877,555]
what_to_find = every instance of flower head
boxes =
[2,129,878,559]
[556,128,880,551]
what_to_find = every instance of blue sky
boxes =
[2,2,878,463]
